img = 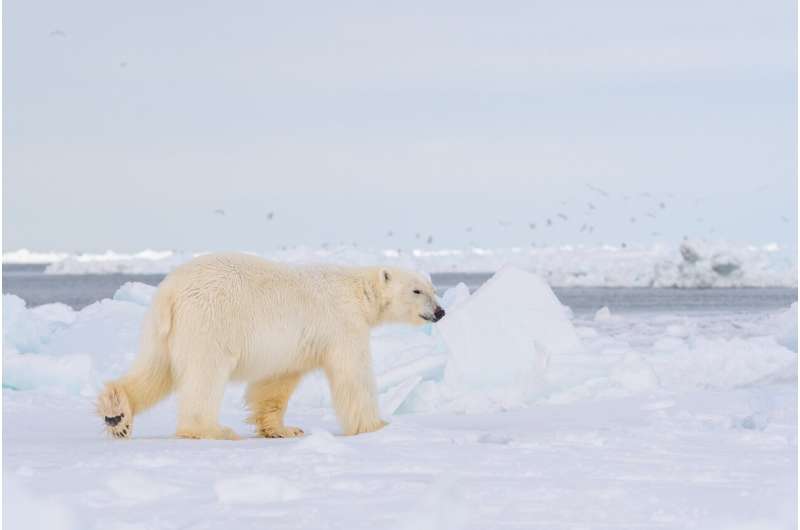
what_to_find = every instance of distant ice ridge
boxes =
[3,269,796,417]
[4,240,795,287]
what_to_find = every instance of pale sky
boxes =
[4,0,797,252]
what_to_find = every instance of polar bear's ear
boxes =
[381,269,391,283]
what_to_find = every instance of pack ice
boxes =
[3,271,797,529]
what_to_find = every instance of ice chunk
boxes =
[594,306,612,321]
[380,375,423,416]
[3,350,92,393]
[439,282,470,310]
[3,295,53,353]
[215,476,301,504]
[113,282,157,306]
[438,266,581,398]
[772,302,797,352]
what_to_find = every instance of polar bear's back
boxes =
[152,253,368,379]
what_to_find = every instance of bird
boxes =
[266,211,274,220]
[415,232,421,239]
[659,202,666,209]
[587,202,596,211]
[119,61,128,68]
[426,235,433,244]
[213,209,225,216]
[586,184,609,197]
[498,220,512,228]
[629,217,636,223]
[529,223,536,230]
[49,29,66,38]
[465,226,473,233]
[546,218,553,227]
[386,230,394,237]
[557,213,568,221]
[645,212,656,219]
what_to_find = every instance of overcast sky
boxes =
[4,1,797,252]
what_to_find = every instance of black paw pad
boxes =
[105,414,123,427]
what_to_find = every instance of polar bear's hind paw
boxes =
[97,383,133,439]
[260,425,305,438]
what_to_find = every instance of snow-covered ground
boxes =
[4,240,797,287]
[3,270,797,529]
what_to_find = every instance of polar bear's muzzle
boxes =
[421,306,446,323]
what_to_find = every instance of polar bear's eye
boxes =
[412,289,422,295]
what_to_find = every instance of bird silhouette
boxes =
[266,211,274,220]
[213,209,225,216]
[586,184,609,197]
[49,29,66,38]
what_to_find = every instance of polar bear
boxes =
[96,253,444,440]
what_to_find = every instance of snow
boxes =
[214,475,302,504]
[4,240,795,287]
[3,272,797,529]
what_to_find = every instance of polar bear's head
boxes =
[377,268,445,325]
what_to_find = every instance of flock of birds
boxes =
[206,183,792,249]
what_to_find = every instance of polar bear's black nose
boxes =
[433,306,445,322]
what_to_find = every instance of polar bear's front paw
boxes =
[348,418,388,436]
[260,425,305,438]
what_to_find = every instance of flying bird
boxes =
[557,213,568,221]
[213,209,226,216]
[49,29,66,38]
[426,235,433,245]
[586,184,609,197]
[529,223,536,230]
[546,218,553,227]
[266,211,274,220]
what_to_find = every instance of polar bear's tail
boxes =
[96,291,175,439]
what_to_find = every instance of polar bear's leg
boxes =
[325,341,386,436]
[245,373,305,438]
[174,352,239,440]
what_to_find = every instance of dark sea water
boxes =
[2,264,797,316]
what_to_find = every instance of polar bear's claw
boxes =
[97,383,133,439]
[260,426,305,438]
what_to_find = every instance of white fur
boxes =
[96,253,439,439]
